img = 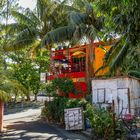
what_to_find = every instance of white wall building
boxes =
[92,77,140,116]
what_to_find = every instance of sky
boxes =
[18,0,37,10]
[5,0,37,24]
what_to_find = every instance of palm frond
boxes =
[58,4,80,13]
[41,25,76,47]
[72,0,89,11]
[69,11,88,25]
[3,26,39,51]
[0,90,10,102]
[110,42,129,71]
[94,65,108,75]
[4,38,35,51]
[11,10,37,27]
[86,25,99,40]
[128,70,140,79]
[25,9,41,27]
[9,80,28,95]
[0,23,27,36]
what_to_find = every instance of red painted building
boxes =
[47,42,111,98]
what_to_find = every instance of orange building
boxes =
[47,42,111,98]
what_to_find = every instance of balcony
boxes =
[47,67,86,80]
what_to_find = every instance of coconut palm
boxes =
[2,0,104,90]
[1,0,70,51]
[40,0,103,83]
[1,0,75,78]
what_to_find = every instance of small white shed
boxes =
[92,77,140,116]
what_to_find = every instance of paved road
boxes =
[1,108,90,140]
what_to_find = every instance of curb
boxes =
[81,129,93,140]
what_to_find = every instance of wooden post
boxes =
[112,100,116,138]
[0,101,4,132]
[85,42,95,93]
[85,45,90,84]
[127,88,131,114]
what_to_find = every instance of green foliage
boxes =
[66,98,88,109]
[0,90,10,102]
[41,1,101,47]
[41,97,90,124]
[95,0,140,77]
[41,97,68,123]
[45,82,57,97]
[2,0,70,51]
[89,108,114,139]
[128,70,140,79]
[8,49,49,100]
[52,77,74,96]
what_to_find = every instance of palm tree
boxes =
[1,0,70,51]
[2,0,103,91]
[40,1,103,84]
[1,0,74,78]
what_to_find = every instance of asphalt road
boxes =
[1,108,90,140]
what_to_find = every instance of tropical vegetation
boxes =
[93,0,140,77]
[0,0,140,136]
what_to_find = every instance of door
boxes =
[117,88,130,115]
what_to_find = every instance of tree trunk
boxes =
[0,101,4,132]
[34,94,37,101]
[48,45,58,78]
[26,94,30,101]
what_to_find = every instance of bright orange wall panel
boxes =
[94,46,111,76]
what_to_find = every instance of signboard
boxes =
[40,73,46,83]
[64,107,84,130]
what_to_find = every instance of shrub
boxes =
[45,82,57,97]
[52,77,74,97]
[41,97,68,123]
[41,98,91,124]
[89,108,115,139]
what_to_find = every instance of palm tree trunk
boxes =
[0,101,4,132]
[48,45,58,77]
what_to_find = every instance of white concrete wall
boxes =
[92,77,140,115]
[128,78,140,114]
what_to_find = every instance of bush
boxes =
[52,77,74,97]
[89,108,115,139]
[45,82,57,97]
[41,97,68,123]
[41,97,91,124]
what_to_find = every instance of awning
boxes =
[71,51,86,58]
[53,54,66,60]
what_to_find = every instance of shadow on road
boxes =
[1,118,69,140]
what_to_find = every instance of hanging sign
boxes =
[40,73,46,82]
